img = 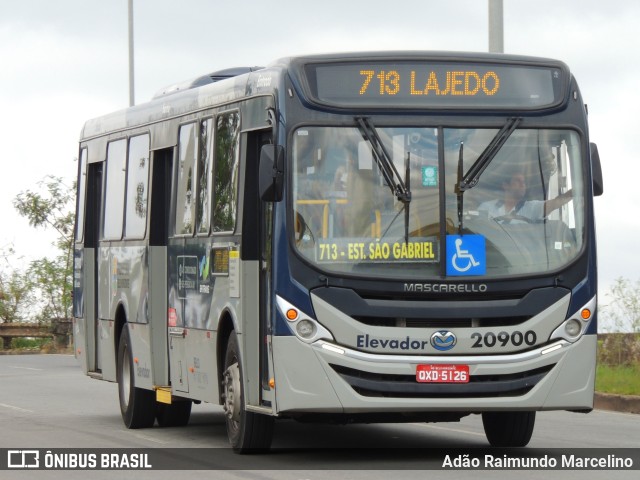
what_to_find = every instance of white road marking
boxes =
[0,403,34,413]
[409,422,486,437]
[132,432,169,445]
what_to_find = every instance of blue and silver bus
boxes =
[73,51,603,451]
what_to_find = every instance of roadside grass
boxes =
[596,364,640,396]
[11,337,53,350]
[2,337,71,354]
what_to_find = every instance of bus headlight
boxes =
[550,295,596,343]
[276,295,334,344]
[564,319,582,337]
[296,319,316,339]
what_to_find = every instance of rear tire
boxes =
[117,326,156,429]
[156,401,192,427]
[222,331,274,453]
[482,411,536,447]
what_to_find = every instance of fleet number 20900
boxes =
[470,330,537,348]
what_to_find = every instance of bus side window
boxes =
[197,119,214,234]
[103,139,127,240]
[75,148,88,242]
[213,112,240,233]
[176,123,198,235]
[124,134,150,238]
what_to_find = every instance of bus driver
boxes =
[478,167,573,223]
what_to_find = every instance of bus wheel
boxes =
[156,401,192,427]
[117,326,156,429]
[482,411,536,447]
[222,331,274,452]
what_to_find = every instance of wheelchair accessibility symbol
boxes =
[446,235,486,276]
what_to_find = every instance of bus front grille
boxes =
[330,364,554,398]
[351,316,532,328]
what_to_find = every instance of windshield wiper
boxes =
[457,117,522,193]
[455,117,522,235]
[355,117,411,204]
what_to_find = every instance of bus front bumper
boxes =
[271,334,596,414]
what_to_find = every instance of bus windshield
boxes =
[292,125,584,279]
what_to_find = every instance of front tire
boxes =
[482,411,536,447]
[117,326,156,429]
[222,331,274,452]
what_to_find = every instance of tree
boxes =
[13,176,75,322]
[601,277,640,333]
[0,246,35,324]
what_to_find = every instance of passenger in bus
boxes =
[478,166,573,223]
[333,164,348,191]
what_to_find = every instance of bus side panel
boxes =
[73,318,88,375]
[97,318,116,382]
[167,238,240,402]
[272,336,343,412]
[97,244,149,382]
[74,248,93,374]
[167,239,219,398]
[128,246,150,325]
[72,248,84,327]
[241,259,261,407]
[148,245,169,386]
[541,334,596,410]
[122,243,154,390]
[73,246,87,373]
[97,246,117,382]
[73,317,87,373]
[127,322,154,390]
[107,245,146,325]
[179,328,219,403]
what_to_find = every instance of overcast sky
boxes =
[1,0,638,320]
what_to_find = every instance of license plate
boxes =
[416,364,470,383]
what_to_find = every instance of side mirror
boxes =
[259,144,284,202]
[590,143,603,196]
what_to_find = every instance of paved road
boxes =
[0,354,638,479]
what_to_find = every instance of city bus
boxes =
[73,51,603,451]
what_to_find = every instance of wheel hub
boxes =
[222,362,241,423]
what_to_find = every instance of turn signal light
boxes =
[286,308,298,321]
[581,309,592,320]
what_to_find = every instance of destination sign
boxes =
[317,238,438,263]
[305,61,565,109]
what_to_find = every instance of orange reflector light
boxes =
[581,309,591,320]
[134,357,139,364]
[269,378,275,389]
[286,309,298,321]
